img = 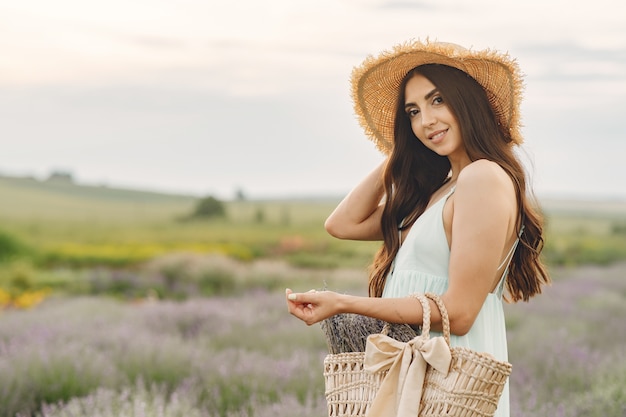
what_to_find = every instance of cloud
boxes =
[518,42,626,80]
[375,0,437,10]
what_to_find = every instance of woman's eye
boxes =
[407,108,420,118]
[433,95,444,105]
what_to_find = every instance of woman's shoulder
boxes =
[452,161,517,235]
[455,159,517,208]
[457,159,512,190]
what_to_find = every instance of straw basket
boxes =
[323,292,512,417]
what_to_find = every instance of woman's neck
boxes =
[448,154,472,182]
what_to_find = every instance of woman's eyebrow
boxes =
[404,88,439,110]
[424,88,438,100]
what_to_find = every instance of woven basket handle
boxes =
[409,293,432,338]
[424,292,451,346]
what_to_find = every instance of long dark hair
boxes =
[368,64,550,302]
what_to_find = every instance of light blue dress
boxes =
[381,187,512,417]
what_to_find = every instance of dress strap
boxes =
[390,218,406,276]
[494,224,525,297]
[496,224,525,271]
[399,184,454,248]
[496,239,518,271]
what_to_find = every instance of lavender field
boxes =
[1,260,626,417]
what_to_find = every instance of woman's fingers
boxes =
[287,289,318,303]
[285,288,327,326]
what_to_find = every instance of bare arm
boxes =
[440,159,517,334]
[288,160,518,336]
[286,288,428,326]
[324,159,387,241]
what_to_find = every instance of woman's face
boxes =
[404,73,465,159]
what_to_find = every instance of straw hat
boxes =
[351,39,524,153]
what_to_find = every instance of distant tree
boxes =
[234,188,247,201]
[0,229,25,263]
[612,222,626,235]
[47,170,74,183]
[254,206,265,223]
[190,196,226,219]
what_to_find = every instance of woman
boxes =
[286,40,550,416]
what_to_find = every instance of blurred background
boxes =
[2,0,625,199]
[1,1,625,416]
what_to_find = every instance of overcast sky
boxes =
[1,0,625,200]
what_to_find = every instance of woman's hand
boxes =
[285,288,343,326]
[286,288,433,332]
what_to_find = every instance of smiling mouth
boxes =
[428,129,447,140]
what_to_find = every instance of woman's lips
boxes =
[428,129,448,143]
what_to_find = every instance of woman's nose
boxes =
[420,108,436,127]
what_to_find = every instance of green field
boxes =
[1,174,625,292]
[0,176,382,300]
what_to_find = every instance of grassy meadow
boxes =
[1,175,626,416]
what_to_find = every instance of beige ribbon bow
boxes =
[363,333,452,417]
